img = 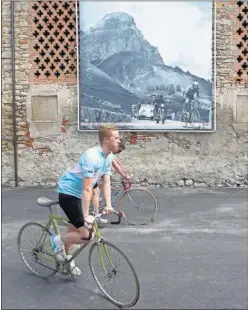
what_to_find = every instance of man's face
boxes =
[106,130,120,153]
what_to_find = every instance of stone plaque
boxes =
[31,95,58,122]
[236,95,248,123]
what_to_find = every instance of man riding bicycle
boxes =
[92,138,130,224]
[68,139,130,261]
[182,82,200,121]
[184,82,200,106]
[52,124,121,275]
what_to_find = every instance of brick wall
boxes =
[28,1,77,84]
[2,1,13,152]
[1,1,248,188]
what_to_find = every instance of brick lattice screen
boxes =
[29,0,78,84]
[235,1,248,82]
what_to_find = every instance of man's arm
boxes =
[101,155,114,212]
[80,152,96,219]
[102,175,112,209]
[82,177,94,218]
[112,158,129,179]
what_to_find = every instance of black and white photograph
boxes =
[78,1,215,131]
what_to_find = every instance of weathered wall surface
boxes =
[1,1,248,188]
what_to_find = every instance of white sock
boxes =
[54,235,62,245]
[66,255,82,275]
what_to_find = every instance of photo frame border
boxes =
[76,0,217,133]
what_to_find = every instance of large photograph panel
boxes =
[78,1,215,131]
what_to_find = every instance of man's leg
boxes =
[58,193,91,248]
[55,193,92,276]
[64,223,79,255]
[92,185,108,224]
[61,226,90,246]
[92,186,100,214]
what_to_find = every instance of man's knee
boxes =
[93,187,100,196]
[67,223,76,232]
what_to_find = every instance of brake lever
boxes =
[110,210,125,225]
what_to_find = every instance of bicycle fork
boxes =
[97,242,116,274]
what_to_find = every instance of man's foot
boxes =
[98,215,108,224]
[97,215,108,224]
[50,234,66,261]
[66,255,82,276]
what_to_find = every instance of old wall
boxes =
[1,1,248,188]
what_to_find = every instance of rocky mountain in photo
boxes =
[96,51,211,96]
[81,12,164,67]
[80,60,140,112]
[79,11,212,112]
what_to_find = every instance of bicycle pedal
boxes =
[57,263,70,276]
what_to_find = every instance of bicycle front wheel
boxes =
[89,240,140,308]
[118,188,157,225]
[17,222,57,278]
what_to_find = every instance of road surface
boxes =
[2,187,248,309]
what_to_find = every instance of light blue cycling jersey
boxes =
[57,146,116,199]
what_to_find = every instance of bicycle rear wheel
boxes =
[118,188,157,225]
[89,240,140,308]
[191,108,201,122]
[17,222,57,278]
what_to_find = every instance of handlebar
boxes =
[121,178,132,190]
[81,209,125,241]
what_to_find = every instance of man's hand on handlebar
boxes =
[84,215,95,228]
[103,205,114,215]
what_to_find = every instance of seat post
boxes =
[49,206,53,214]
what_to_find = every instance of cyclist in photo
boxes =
[184,82,200,107]
[183,82,200,120]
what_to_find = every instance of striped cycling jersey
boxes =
[57,145,116,199]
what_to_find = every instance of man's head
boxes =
[113,139,125,155]
[193,82,199,89]
[98,124,120,154]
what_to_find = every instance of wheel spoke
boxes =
[119,188,157,225]
[89,241,139,307]
[17,222,57,279]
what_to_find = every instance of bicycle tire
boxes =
[118,188,157,225]
[191,108,201,123]
[17,222,58,279]
[88,240,140,308]
[178,108,187,122]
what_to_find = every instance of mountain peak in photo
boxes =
[81,11,164,67]
[80,10,212,100]
[94,12,135,29]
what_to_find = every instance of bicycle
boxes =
[17,198,140,308]
[179,98,201,125]
[92,179,157,226]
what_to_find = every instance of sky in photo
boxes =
[79,1,212,79]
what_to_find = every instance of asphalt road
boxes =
[2,187,248,309]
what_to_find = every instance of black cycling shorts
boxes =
[58,193,84,229]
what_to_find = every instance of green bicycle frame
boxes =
[39,206,116,274]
